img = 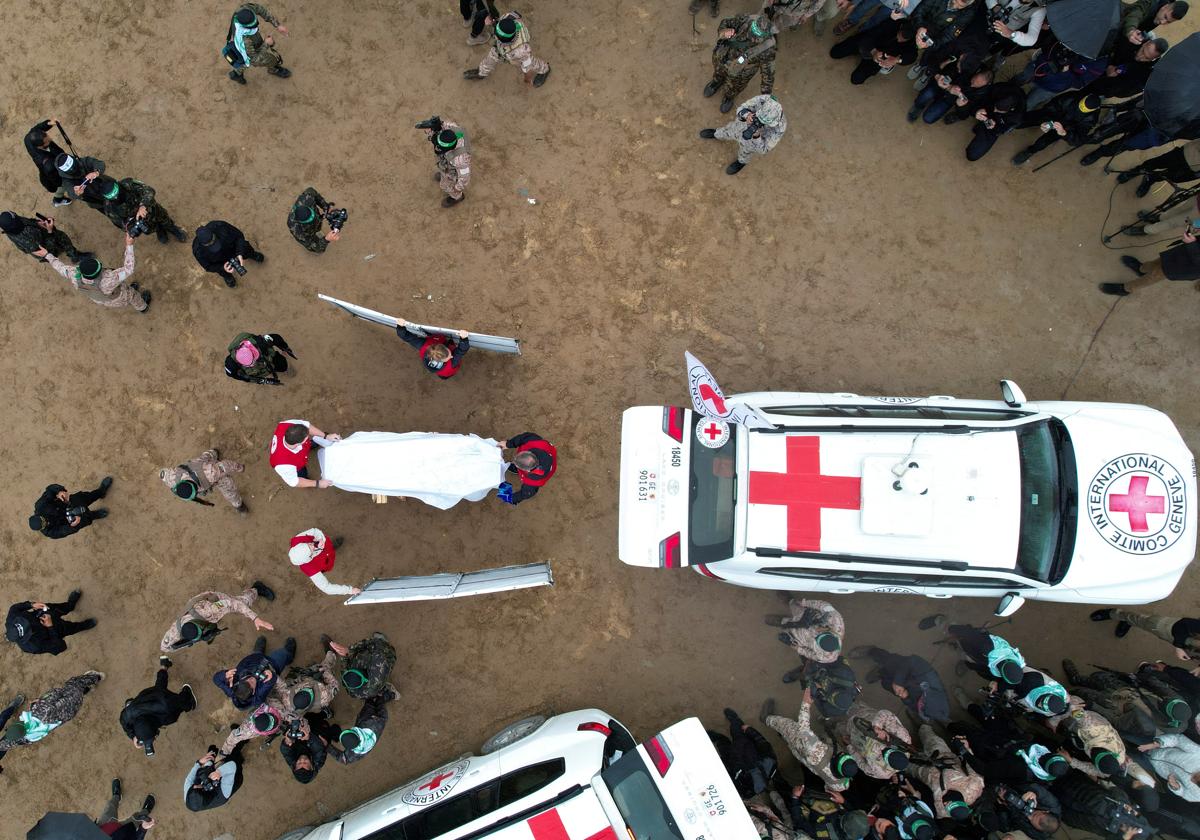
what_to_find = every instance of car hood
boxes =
[1056,406,1197,601]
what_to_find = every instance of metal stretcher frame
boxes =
[318,293,522,355]
[344,562,554,604]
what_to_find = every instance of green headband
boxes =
[1092,749,1118,769]
[103,182,120,199]
[750,19,767,36]
[834,754,855,777]
[295,206,315,223]
[342,668,367,689]
[1166,698,1189,723]
[173,480,198,501]
[436,133,460,149]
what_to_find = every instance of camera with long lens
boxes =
[227,259,247,277]
[326,207,349,233]
[125,216,151,238]
[1000,786,1035,817]
[737,108,764,140]
[285,718,306,741]
[66,506,87,519]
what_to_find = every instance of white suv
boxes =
[276,710,757,840]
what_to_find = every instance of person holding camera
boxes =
[396,319,471,380]
[93,176,186,245]
[213,634,296,711]
[1122,0,1188,44]
[37,231,150,313]
[280,712,341,783]
[184,744,246,811]
[192,221,264,287]
[418,117,473,208]
[225,332,296,385]
[118,656,197,758]
[965,81,1026,161]
[699,94,787,175]
[158,448,248,514]
[763,688,860,793]
[28,476,113,539]
[829,19,918,85]
[1011,93,1102,166]
[0,210,81,263]
[463,11,552,87]
[225,4,290,84]
[288,186,344,253]
[5,590,96,655]
[159,583,275,653]
[54,151,107,210]
[985,783,1062,840]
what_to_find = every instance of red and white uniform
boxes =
[288,528,357,596]
[269,418,331,487]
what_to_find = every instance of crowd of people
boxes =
[711,599,1200,840]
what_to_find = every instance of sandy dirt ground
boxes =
[0,0,1197,838]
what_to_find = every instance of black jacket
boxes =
[24,120,65,193]
[1054,771,1150,838]
[993,783,1061,840]
[32,484,84,539]
[875,652,950,722]
[4,602,67,655]
[279,714,337,779]
[1024,93,1102,145]
[397,329,470,377]
[192,220,248,275]
[976,82,1027,133]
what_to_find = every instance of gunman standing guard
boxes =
[225,4,291,84]
[158,449,248,515]
[464,12,551,86]
[704,14,777,114]
[700,94,787,175]
[417,117,472,208]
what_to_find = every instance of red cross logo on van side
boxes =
[1108,475,1165,533]
[749,437,861,551]
[419,770,456,791]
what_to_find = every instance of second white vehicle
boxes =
[618,381,1197,613]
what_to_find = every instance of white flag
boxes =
[684,351,773,429]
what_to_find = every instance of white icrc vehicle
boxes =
[618,381,1197,614]
[276,710,757,840]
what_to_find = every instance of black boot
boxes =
[703,79,721,98]
[1135,175,1155,199]
[1115,169,1142,184]
[268,65,291,78]
[1099,283,1130,296]
[252,580,276,601]
[699,128,717,139]
[228,70,246,85]
[99,476,113,495]
[532,66,551,87]
[1061,658,1082,685]
[720,96,735,114]
[726,160,746,175]
[171,225,187,243]
[1120,255,1145,276]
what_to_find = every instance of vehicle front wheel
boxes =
[481,715,548,755]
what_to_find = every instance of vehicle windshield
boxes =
[689,414,737,564]
[599,750,685,840]
[1014,419,1076,583]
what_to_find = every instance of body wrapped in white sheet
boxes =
[317,431,506,509]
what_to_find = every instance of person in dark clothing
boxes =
[460,0,499,43]
[184,743,245,811]
[280,713,340,783]
[5,590,96,655]
[1054,770,1152,839]
[191,220,264,287]
[860,647,950,723]
[24,119,71,206]
[782,785,871,840]
[966,82,1026,161]
[0,210,82,262]
[1099,223,1200,296]
[830,20,918,85]
[910,0,980,52]
[919,615,1025,686]
[212,635,295,710]
[395,319,471,380]
[909,69,993,125]
[1116,139,1200,197]
[982,783,1063,840]
[710,707,779,797]
[1011,93,1102,165]
[329,685,398,765]
[94,779,156,840]
[1138,660,1200,730]
[54,151,107,209]
[498,432,557,505]
[949,700,1068,785]
[29,477,112,539]
[1079,103,1176,166]
[0,693,24,772]
[784,656,862,717]
[119,657,197,757]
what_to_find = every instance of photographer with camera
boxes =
[764,688,860,793]
[158,447,248,514]
[28,477,113,539]
[699,93,787,175]
[224,4,291,84]
[92,176,186,245]
[288,186,345,253]
[225,332,296,385]
[1011,93,1102,166]
[280,712,341,783]
[159,583,274,653]
[118,656,196,759]
[986,782,1062,840]
[5,589,96,656]
[212,634,296,711]
[37,230,150,313]
[417,116,473,208]
[1,210,82,263]
[1055,771,1151,840]
[192,220,264,288]
[184,743,245,811]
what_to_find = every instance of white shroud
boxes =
[317,431,506,509]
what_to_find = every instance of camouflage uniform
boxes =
[1064,662,1165,741]
[0,672,103,752]
[783,598,844,664]
[833,702,911,780]
[765,694,850,791]
[715,95,788,165]
[910,725,984,818]
[234,3,284,68]
[101,178,178,239]
[711,16,777,101]
[763,0,826,29]
[3,214,80,262]
[436,121,472,201]
[269,649,342,719]
[340,633,397,699]
[477,12,550,79]
[288,187,331,253]
[44,243,146,312]
[159,588,262,652]
[220,699,286,754]
[158,449,245,508]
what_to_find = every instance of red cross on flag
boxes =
[685,351,773,429]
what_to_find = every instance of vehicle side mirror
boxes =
[999,379,1027,407]
[994,592,1025,617]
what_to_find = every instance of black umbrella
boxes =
[26,812,109,840]
[1145,32,1200,137]
[1046,0,1121,59]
